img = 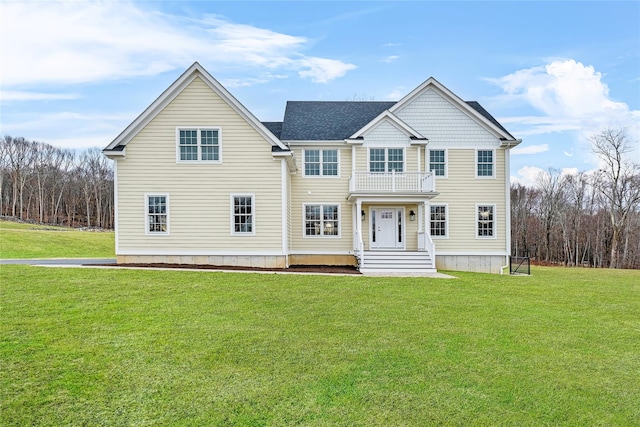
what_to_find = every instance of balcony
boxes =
[349,171,436,194]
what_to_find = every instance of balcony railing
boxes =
[349,171,436,193]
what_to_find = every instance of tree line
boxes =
[0,136,114,228]
[511,129,640,269]
[2,129,638,269]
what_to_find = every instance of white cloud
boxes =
[380,55,400,63]
[512,144,549,155]
[1,91,81,101]
[382,43,401,47]
[512,166,582,188]
[385,86,406,100]
[489,60,640,141]
[297,57,357,84]
[0,2,356,87]
[1,111,135,149]
[563,149,574,157]
[561,167,579,177]
[511,166,545,187]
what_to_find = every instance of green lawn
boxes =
[0,220,114,258]
[1,265,639,425]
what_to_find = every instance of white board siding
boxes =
[396,88,499,148]
[364,121,410,146]
[289,146,353,252]
[116,77,283,253]
[430,149,507,253]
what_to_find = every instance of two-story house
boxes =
[103,62,520,274]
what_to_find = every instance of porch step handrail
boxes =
[355,229,365,266]
[417,231,435,256]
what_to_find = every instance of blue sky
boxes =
[1,1,638,185]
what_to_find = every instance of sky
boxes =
[1,0,639,186]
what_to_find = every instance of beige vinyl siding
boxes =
[429,149,507,253]
[116,76,283,254]
[289,146,353,252]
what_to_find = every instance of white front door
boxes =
[371,208,404,249]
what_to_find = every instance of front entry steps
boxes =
[359,251,436,274]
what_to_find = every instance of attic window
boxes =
[177,128,221,163]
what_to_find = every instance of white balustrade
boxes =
[349,172,436,193]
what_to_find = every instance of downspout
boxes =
[500,141,520,274]
[281,158,289,267]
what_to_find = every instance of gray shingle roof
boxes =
[262,121,283,139]
[279,101,396,141]
[465,101,515,139]
[276,100,513,141]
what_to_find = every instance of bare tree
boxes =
[535,168,566,262]
[3,136,35,218]
[590,128,640,268]
[0,136,114,228]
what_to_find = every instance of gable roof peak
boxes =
[390,76,517,141]
[349,110,426,141]
[104,62,288,152]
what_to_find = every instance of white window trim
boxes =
[430,203,448,239]
[475,148,495,179]
[476,203,497,239]
[302,148,340,178]
[428,148,448,179]
[230,193,256,236]
[145,193,169,235]
[176,127,222,164]
[368,147,405,173]
[302,203,341,238]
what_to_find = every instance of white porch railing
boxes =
[354,229,365,266]
[349,171,436,193]
[418,231,435,257]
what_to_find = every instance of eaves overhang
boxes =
[103,145,126,158]
[347,191,440,203]
[271,147,297,172]
[500,139,522,148]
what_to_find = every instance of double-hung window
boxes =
[304,204,340,237]
[477,204,496,238]
[476,149,494,177]
[177,128,221,162]
[232,195,254,235]
[304,149,339,176]
[429,149,446,177]
[146,194,169,234]
[369,148,404,173]
[430,205,447,238]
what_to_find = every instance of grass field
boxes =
[2,263,639,426]
[0,220,114,258]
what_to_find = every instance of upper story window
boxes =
[476,149,494,178]
[231,194,254,235]
[429,149,447,177]
[430,205,447,238]
[177,128,221,162]
[146,194,169,235]
[477,204,496,238]
[304,149,339,176]
[369,148,404,173]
